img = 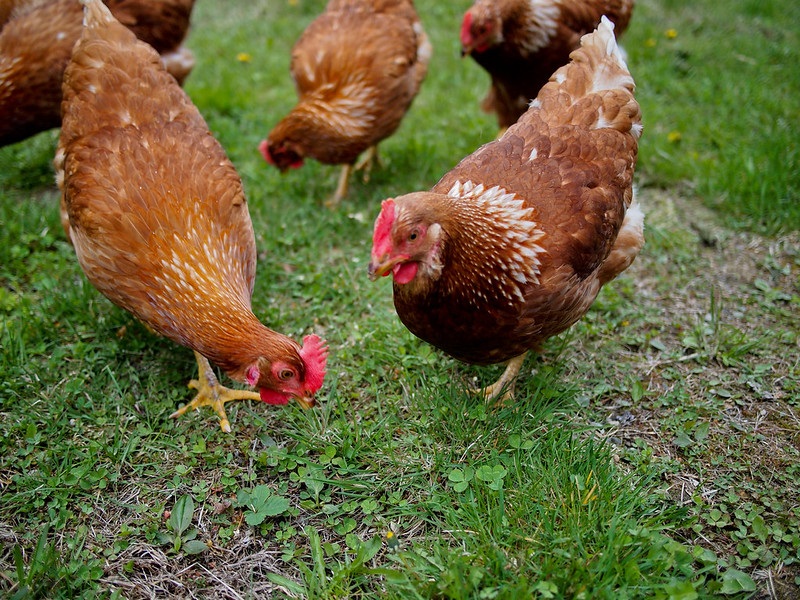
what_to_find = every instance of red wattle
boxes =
[393,262,418,284]
[260,388,290,405]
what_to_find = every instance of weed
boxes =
[234,484,291,526]
[156,495,208,555]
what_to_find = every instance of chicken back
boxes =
[56,0,327,431]
[370,16,643,400]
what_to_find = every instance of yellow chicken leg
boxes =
[326,164,353,209]
[475,352,527,403]
[325,146,381,209]
[354,145,381,181]
[170,351,261,433]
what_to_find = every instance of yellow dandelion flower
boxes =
[236,52,252,63]
[665,28,678,39]
[667,131,682,143]
[289,0,299,5]
[645,38,657,48]
[385,530,400,550]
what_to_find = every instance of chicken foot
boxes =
[475,352,527,403]
[170,351,261,433]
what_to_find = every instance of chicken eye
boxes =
[279,369,295,381]
[409,229,419,241]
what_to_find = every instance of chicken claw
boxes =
[474,353,527,404]
[170,352,261,433]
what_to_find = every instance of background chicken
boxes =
[369,16,643,401]
[460,0,634,131]
[260,0,432,207]
[56,0,328,432]
[0,0,196,147]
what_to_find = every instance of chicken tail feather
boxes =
[80,0,115,27]
[530,15,641,140]
[578,15,634,95]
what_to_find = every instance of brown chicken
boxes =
[460,0,634,130]
[0,0,196,147]
[369,17,643,401]
[55,0,328,432]
[260,0,432,207]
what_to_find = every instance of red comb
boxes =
[300,334,328,392]
[258,139,274,165]
[460,12,473,46]
[371,199,396,260]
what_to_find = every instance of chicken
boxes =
[460,0,634,131]
[0,0,196,147]
[55,0,328,432]
[369,17,643,401]
[259,0,431,208]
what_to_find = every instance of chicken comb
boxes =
[258,139,275,166]
[372,199,396,258]
[459,11,473,47]
[300,334,328,393]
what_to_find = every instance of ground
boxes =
[570,188,800,599]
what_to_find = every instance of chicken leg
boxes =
[354,145,381,180]
[325,146,381,209]
[476,352,527,403]
[170,351,261,433]
[326,164,353,209]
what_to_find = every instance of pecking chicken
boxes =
[259,0,432,208]
[0,0,196,147]
[460,0,634,131]
[55,0,328,432]
[369,16,643,401]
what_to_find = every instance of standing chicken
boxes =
[260,0,431,207]
[460,0,634,131]
[56,0,328,432]
[0,0,196,147]
[369,17,643,401]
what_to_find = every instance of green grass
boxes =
[1,0,799,598]
[628,0,800,233]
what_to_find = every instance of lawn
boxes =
[1,0,798,598]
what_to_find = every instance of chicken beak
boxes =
[368,254,407,281]
[295,394,316,410]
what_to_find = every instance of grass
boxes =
[631,0,800,233]
[0,0,798,598]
